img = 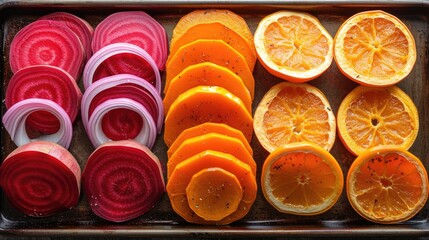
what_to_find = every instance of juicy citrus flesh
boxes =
[254,82,336,153]
[334,10,416,86]
[261,143,343,215]
[337,85,419,156]
[347,146,428,224]
[254,11,333,82]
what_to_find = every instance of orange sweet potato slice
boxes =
[164,86,253,147]
[167,122,253,158]
[165,39,255,99]
[167,132,256,178]
[167,150,257,225]
[163,62,252,114]
[169,22,256,71]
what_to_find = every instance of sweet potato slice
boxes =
[163,62,252,114]
[167,133,256,178]
[164,86,253,147]
[165,39,255,99]
[167,150,257,225]
[168,122,253,158]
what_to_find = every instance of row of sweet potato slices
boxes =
[163,9,258,225]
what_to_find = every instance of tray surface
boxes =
[1,0,429,237]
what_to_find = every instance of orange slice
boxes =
[168,122,253,159]
[337,85,419,156]
[164,86,253,147]
[167,150,257,225]
[167,133,256,178]
[254,82,336,153]
[254,11,333,83]
[334,10,416,86]
[165,39,255,99]
[169,22,256,71]
[163,62,252,114]
[261,142,343,215]
[347,146,428,224]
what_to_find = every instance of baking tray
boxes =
[1,0,429,237]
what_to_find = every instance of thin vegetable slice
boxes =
[40,12,94,60]
[5,65,82,134]
[82,140,165,222]
[2,98,73,148]
[83,43,161,92]
[92,11,168,70]
[167,150,257,225]
[0,141,81,217]
[9,19,85,79]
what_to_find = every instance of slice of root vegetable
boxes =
[9,19,85,80]
[164,86,253,147]
[186,167,243,221]
[92,11,168,71]
[167,133,256,178]
[168,22,256,71]
[86,98,157,149]
[167,150,257,225]
[39,12,94,61]
[81,74,163,134]
[168,122,253,158]
[82,140,165,222]
[0,141,81,217]
[163,62,252,114]
[5,65,82,134]
[2,98,73,148]
[165,39,255,99]
[83,43,161,92]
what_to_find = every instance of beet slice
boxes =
[0,141,81,217]
[40,12,94,61]
[92,11,167,70]
[9,19,85,80]
[5,65,82,134]
[82,140,165,222]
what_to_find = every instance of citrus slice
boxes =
[261,142,343,215]
[168,122,253,158]
[347,146,428,224]
[334,10,416,86]
[164,86,253,147]
[254,11,333,83]
[254,82,335,153]
[163,62,252,114]
[337,85,419,156]
[169,22,256,71]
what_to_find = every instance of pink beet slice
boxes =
[82,140,165,222]
[9,19,85,80]
[92,11,167,70]
[0,141,81,217]
[40,12,94,61]
[5,65,82,134]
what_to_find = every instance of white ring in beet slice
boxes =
[9,20,85,80]
[92,11,168,71]
[2,98,73,148]
[0,141,81,217]
[83,43,161,93]
[82,140,165,222]
[87,98,157,149]
[5,65,82,134]
[39,12,94,61]
[81,74,163,134]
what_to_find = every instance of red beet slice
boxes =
[82,140,165,222]
[101,108,143,140]
[40,12,94,61]
[5,65,82,134]
[0,141,81,217]
[92,11,167,70]
[9,19,85,80]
